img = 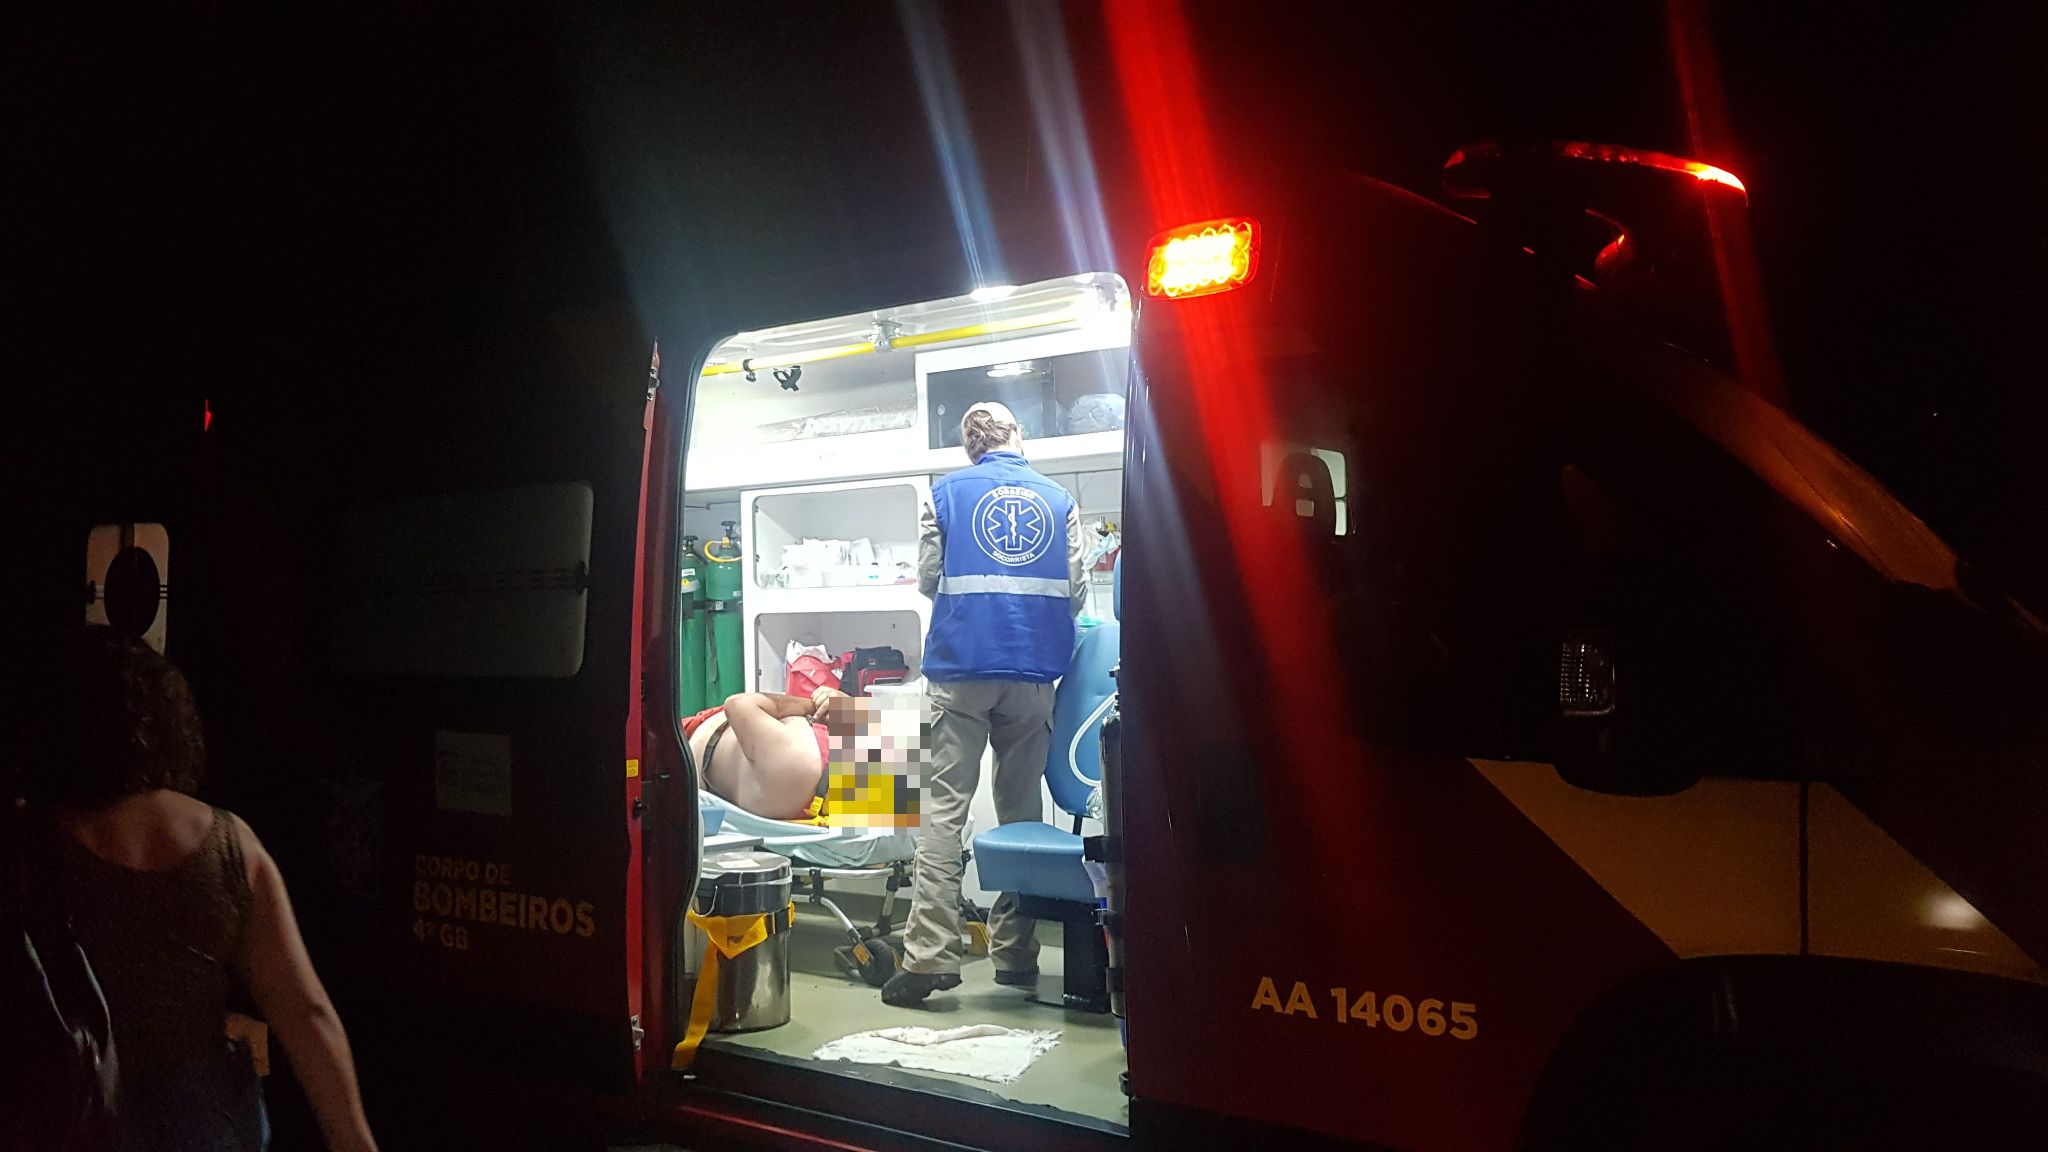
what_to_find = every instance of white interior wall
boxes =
[691,357,917,449]
[681,314,1130,907]
[704,465,1122,906]
[683,348,929,494]
[683,465,1120,907]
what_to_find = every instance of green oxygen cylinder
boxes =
[678,535,707,714]
[704,521,746,702]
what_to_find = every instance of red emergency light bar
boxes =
[1556,141,1746,195]
[1444,140,1747,201]
[1145,217,1261,299]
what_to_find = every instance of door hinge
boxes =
[630,1014,644,1052]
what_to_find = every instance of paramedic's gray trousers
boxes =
[903,678,1054,976]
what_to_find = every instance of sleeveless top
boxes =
[53,806,254,1075]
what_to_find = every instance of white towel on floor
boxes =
[812,1024,1062,1084]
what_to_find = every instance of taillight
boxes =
[1144,217,1260,299]
[1559,630,1617,718]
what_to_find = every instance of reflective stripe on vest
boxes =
[935,574,1071,597]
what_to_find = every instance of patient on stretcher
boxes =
[684,688,847,820]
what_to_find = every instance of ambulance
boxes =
[599,134,2048,1151]
[65,32,2048,1152]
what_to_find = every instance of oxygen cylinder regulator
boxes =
[702,522,745,701]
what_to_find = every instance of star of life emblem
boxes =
[971,485,1056,567]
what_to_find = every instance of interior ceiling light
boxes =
[987,362,1033,378]
[969,284,1018,303]
[698,316,1078,378]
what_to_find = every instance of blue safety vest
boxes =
[923,451,1076,683]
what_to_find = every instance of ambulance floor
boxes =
[707,909,1130,1128]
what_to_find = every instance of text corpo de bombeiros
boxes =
[412,855,595,938]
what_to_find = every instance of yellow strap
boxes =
[670,903,796,1070]
[671,933,723,1070]
[692,907,775,961]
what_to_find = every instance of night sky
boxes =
[17,0,2048,603]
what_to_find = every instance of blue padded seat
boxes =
[967,556,1121,1010]
[969,616,1118,902]
[972,820,1098,903]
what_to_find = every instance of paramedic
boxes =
[884,402,1088,1006]
[684,688,845,821]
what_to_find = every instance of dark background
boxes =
[11,1,2045,1146]
[19,0,2047,605]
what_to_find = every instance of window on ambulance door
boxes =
[327,483,596,678]
[1256,436,1481,748]
[87,523,171,653]
[1261,443,1351,536]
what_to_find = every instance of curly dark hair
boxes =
[22,625,206,807]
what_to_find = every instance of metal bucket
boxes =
[685,850,793,1033]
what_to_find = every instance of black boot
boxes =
[881,970,962,1007]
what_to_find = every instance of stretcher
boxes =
[697,791,982,986]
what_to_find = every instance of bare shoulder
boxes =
[219,808,278,885]
[155,789,221,847]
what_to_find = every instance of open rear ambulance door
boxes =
[630,341,703,1081]
[315,310,669,1140]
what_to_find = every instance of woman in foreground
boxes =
[22,626,377,1152]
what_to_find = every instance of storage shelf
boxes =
[745,583,927,618]
[749,605,929,697]
[740,476,933,694]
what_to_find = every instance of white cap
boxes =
[964,400,1018,426]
